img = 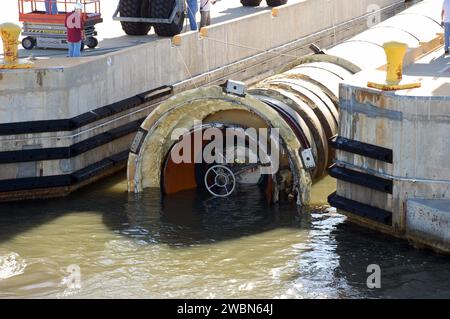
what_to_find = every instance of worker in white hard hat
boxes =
[65,2,85,57]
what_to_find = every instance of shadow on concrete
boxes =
[404,54,450,79]
[212,4,270,25]
[16,32,161,59]
[432,82,450,95]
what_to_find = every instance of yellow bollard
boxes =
[0,22,33,69]
[0,23,21,63]
[368,41,420,91]
[384,41,408,85]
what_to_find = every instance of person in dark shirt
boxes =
[65,2,85,57]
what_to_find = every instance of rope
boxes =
[195,0,405,61]
[174,44,199,89]
[202,36,301,59]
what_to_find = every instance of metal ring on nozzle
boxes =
[204,165,237,198]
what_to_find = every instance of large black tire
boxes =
[241,0,262,6]
[266,0,288,7]
[151,0,185,37]
[85,37,98,48]
[22,37,36,50]
[119,0,152,36]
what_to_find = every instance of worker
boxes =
[200,0,216,28]
[45,0,58,15]
[65,2,85,57]
[187,0,198,31]
[443,0,450,55]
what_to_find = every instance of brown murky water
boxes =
[0,173,450,299]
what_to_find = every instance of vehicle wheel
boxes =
[119,0,152,36]
[85,37,98,48]
[151,0,185,37]
[22,37,36,50]
[241,0,262,6]
[266,0,288,7]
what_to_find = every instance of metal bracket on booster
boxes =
[300,148,316,170]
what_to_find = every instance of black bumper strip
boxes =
[329,136,393,163]
[328,191,392,226]
[0,86,172,136]
[0,118,145,164]
[0,150,130,193]
[328,164,393,194]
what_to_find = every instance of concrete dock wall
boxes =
[330,1,450,251]
[336,84,450,250]
[0,0,403,123]
[0,0,411,201]
[407,199,450,252]
[337,86,450,225]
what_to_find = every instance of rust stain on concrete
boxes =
[36,70,45,87]
[355,89,387,108]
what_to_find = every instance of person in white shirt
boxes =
[200,0,216,28]
[442,0,450,54]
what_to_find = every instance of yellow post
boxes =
[0,23,21,64]
[0,22,33,69]
[367,41,421,91]
[384,41,407,85]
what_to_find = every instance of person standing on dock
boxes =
[200,0,216,28]
[443,0,450,55]
[65,2,85,57]
[45,0,58,14]
[187,0,199,31]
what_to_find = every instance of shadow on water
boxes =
[332,222,450,299]
[2,172,450,298]
[0,173,127,244]
[119,185,311,247]
[0,172,310,246]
